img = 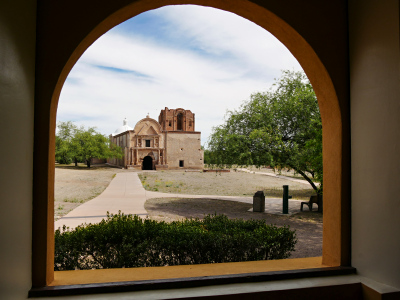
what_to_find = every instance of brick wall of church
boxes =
[159,107,195,132]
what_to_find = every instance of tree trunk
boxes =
[291,166,320,194]
[86,159,91,168]
[74,157,78,167]
[291,167,323,213]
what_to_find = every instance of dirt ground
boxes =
[54,164,125,218]
[145,197,322,258]
[139,170,315,199]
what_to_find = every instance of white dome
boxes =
[112,118,133,136]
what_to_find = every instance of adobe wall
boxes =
[90,158,107,164]
[159,107,195,132]
[166,132,204,169]
[0,0,36,298]
[108,132,132,168]
[111,131,133,149]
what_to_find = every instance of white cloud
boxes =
[57,5,303,145]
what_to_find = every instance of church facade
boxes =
[108,107,204,170]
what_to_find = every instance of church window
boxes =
[145,140,150,147]
[179,160,184,167]
[168,120,172,126]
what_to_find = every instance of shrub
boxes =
[54,212,296,270]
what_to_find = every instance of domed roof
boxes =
[112,118,133,136]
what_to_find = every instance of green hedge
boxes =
[55,213,296,270]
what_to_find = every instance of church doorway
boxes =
[142,156,153,170]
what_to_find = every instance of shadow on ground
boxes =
[145,198,323,258]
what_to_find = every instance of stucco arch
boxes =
[134,117,163,134]
[33,0,349,286]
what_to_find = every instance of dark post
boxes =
[253,191,265,212]
[283,185,292,214]
[318,194,323,213]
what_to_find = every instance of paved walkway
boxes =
[55,173,147,230]
[55,172,305,230]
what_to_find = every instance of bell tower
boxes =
[158,107,195,132]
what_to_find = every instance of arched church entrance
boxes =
[142,156,153,170]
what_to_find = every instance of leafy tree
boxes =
[202,146,212,165]
[203,148,210,165]
[55,121,79,165]
[207,70,322,195]
[55,122,123,168]
[72,127,123,168]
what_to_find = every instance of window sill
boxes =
[28,257,356,297]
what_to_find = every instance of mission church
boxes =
[108,107,204,170]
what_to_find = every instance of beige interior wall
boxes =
[0,0,36,298]
[349,0,400,289]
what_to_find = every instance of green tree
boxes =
[55,121,79,165]
[72,126,123,168]
[207,70,322,195]
[55,122,123,168]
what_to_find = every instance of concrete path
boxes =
[55,172,306,230]
[55,172,147,230]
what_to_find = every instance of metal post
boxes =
[283,185,288,214]
[282,185,292,214]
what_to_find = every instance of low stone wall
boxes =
[91,158,107,164]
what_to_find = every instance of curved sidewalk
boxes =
[55,172,304,230]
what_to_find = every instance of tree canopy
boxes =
[207,70,322,195]
[55,121,79,165]
[55,122,123,168]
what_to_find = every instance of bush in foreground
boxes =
[55,212,297,270]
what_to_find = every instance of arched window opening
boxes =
[177,113,183,130]
[31,0,347,290]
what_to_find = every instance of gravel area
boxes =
[139,170,315,199]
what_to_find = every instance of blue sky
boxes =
[57,5,303,146]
